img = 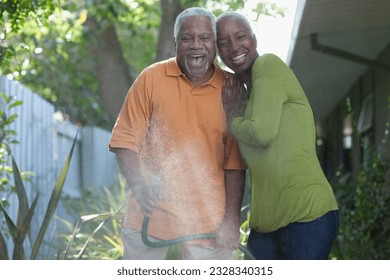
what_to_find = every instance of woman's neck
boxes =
[237,70,252,88]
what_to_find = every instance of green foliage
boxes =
[0,93,21,154]
[58,179,126,260]
[0,131,78,259]
[2,2,105,125]
[210,0,286,18]
[0,93,29,207]
[0,44,15,71]
[1,0,163,129]
[331,150,390,259]
[0,0,56,31]
[0,0,58,68]
[61,206,124,260]
[252,2,287,19]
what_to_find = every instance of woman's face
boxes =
[217,16,258,75]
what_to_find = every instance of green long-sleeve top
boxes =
[230,54,338,233]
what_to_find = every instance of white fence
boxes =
[0,76,120,259]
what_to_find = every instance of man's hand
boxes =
[113,148,159,217]
[215,217,241,250]
[216,169,246,250]
[132,184,158,217]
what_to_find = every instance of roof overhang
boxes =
[287,0,390,122]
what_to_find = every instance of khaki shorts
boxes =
[121,227,233,260]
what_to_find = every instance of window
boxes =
[357,94,373,133]
[357,94,374,166]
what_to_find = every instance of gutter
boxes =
[310,33,390,72]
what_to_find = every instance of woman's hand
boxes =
[222,75,248,119]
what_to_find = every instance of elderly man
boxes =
[109,7,246,260]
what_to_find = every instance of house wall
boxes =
[320,43,390,182]
[374,47,390,157]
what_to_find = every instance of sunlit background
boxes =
[243,0,298,62]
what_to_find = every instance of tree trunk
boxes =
[155,0,184,61]
[86,0,184,123]
[85,16,134,124]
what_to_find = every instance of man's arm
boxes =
[113,148,157,217]
[216,169,246,249]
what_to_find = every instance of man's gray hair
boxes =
[174,7,216,42]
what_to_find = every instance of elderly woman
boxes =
[216,11,339,260]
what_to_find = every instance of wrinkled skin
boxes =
[176,15,216,87]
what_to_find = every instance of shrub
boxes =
[331,151,390,259]
[58,180,126,260]
[0,132,77,259]
[0,93,25,207]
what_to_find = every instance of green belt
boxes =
[141,216,255,260]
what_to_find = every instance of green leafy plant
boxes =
[331,149,390,259]
[0,93,34,240]
[0,93,25,204]
[0,0,58,69]
[0,131,78,259]
[58,180,126,260]
[61,206,124,260]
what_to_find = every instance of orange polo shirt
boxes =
[109,57,245,242]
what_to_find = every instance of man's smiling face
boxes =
[176,15,216,83]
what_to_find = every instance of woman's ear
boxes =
[253,34,258,48]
